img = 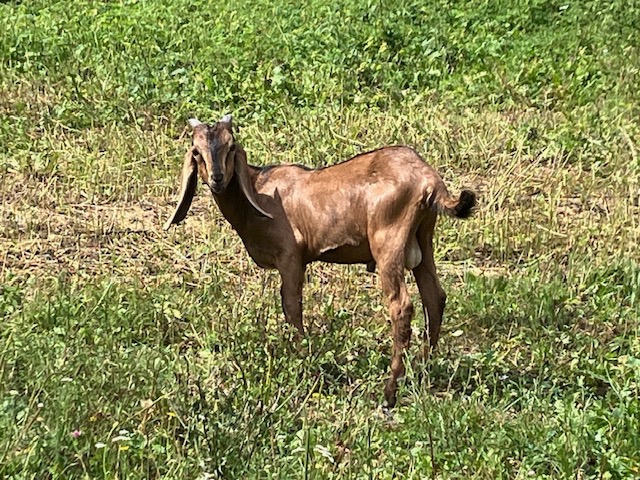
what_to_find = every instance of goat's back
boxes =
[256,146,441,196]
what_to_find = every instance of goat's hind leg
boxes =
[374,247,414,408]
[413,221,447,361]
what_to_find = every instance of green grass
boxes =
[1,0,639,478]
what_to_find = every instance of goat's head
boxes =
[188,115,235,195]
[164,114,271,230]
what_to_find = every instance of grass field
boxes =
[1,0,639,478]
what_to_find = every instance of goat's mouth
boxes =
[210,183,224,195]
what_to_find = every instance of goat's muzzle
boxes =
[210,173,225,194]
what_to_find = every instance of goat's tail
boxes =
[432,189,477,219]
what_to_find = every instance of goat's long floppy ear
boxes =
[233,147,273,219]
[163,148,198,230]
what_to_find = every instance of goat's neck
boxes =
[212,168,259,233]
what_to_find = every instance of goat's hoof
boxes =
[366,261,376,273]
[381,403,394,417]
[383,390,397,410]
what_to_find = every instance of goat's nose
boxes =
[211,175,224,194]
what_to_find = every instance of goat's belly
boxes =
[316,243,373,264]
[316,238,422,270]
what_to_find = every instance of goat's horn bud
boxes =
[220,114,232,124]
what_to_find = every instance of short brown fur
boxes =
[165,116,476,407]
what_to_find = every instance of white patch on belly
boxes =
[404,237,422,270]
[293,228,305,246]
[318,237,360,255]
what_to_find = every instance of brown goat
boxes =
[164,115,476,407]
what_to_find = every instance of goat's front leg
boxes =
[278,261,305,336]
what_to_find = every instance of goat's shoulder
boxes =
[260,163,313,175]
[254,163,313,192]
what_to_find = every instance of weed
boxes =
[1,0,639,478]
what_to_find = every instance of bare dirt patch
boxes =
[0,192,215,283]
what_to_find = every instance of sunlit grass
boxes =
[1,0,640,478]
